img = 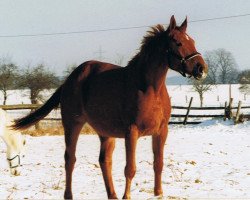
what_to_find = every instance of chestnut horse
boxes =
[12,16,207,199]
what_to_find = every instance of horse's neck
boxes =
[128,54,168,92]
[0,109,7,137]
[0,109,14,141]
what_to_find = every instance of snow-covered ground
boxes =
[1,119,250,199]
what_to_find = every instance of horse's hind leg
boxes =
[123,125,139,199]
[63,119,85,199]
[152,125,168,196]
[99,136,117,199]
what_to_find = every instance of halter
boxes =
[167,48,201,77]
[7,154,21,169]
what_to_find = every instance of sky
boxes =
[0,0,250,76]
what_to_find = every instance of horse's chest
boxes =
[135,88,167,135]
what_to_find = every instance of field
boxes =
[1,119,250,199]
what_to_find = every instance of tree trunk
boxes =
[199,93,204,107]
[3,90,7,105]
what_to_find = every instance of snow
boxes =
[1,119,250,199]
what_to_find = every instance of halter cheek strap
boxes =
[7,154,21,169]
[167,49,201,77]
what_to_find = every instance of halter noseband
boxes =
[167,48,201,77]
[7,154,21,169]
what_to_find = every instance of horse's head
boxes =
[6,133,26,176]
[166,15,208,79]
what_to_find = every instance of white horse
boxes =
[0,109,26,176]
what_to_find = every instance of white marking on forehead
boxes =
[185,34,190,40]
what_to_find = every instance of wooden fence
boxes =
[1,98,250,125]
[170,97,250,125]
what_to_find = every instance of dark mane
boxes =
[127,24,167,67]
[141,24,166,47]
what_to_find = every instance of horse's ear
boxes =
[179,16,187,32]
[169,15,176,32]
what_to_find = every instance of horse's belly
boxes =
[85,99,128,138]
[86,117,126,138]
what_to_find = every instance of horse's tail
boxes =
[11,86,62,130]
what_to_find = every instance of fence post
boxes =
[228,98,233,119]
[183,97,193,125]
[224,101,227,121]
[235,101,242,124]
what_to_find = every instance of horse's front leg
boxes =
[152,125,168,196]
[99,136,118,199]
[123,125,139,199]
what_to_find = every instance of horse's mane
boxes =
[141,24,166,47]
[127,24,168,67]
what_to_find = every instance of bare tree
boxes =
[204,49,239,84]
[17,64,60,104]
[216,49,239,84]
[204,51,218,84]
[190,79,212,107]
[0,58,18,105]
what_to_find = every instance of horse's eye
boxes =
[172,38,182,47]
[177,42,182,47]
[23,140,26,146]
[172,38,177,43]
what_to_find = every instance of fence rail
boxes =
[0,104,41,110]
[172,105,250,110]
[171,98,250,125]
[1,102,250,125]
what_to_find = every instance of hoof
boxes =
[64,191,73,200]
[122,194,131,199]
[108,193,118,199]
[154,189,163,197]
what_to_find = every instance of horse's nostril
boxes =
[196,63,204,74]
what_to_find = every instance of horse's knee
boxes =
[124,165,136,179]
[99,152,112,170]
[99,138,115,165]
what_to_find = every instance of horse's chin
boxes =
[193,72,207,80]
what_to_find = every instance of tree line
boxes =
[0,57,65,105]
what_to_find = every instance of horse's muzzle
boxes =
[193,63,207,80]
